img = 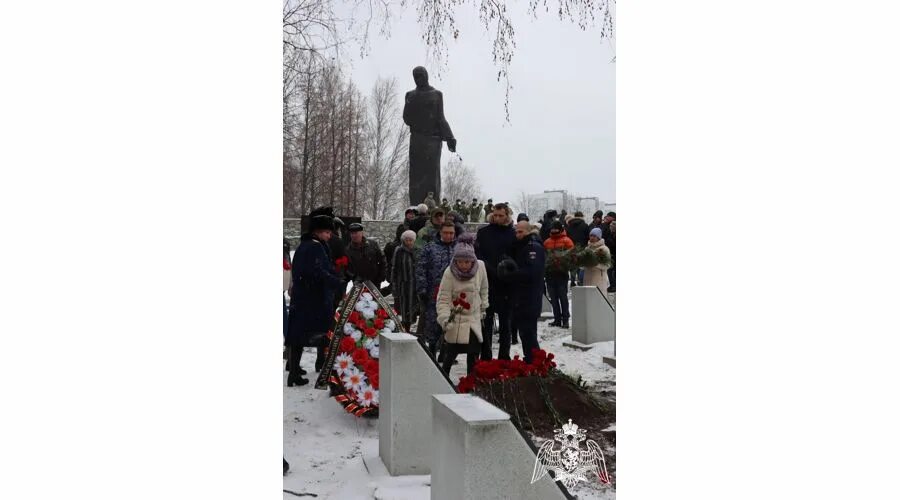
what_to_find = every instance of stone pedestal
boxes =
[571,286,615,344]
[380,332,456,476]
[431,394,569,500]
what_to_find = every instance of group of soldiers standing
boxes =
[422,192,496,223]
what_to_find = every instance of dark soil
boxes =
[471,370,617,483]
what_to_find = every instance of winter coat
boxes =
[475,221,516,303]
[583,240,612,293]
[391,244,418,324]
[347,238,386,285]
[384,240,400,283]
[409,215,429,234]
[436,262,490,344]
[544,231,575,279]
[286,234,343,347]
[500,232,546,319]
[396,222,410,242]
[415,239,457,339]
[567,217,590,248]
[415,222,441,249]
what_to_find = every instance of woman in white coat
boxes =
[583,228,613,295]
[435,233,489,375]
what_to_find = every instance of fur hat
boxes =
[551,220,564,232]
[405,207,417,217]
[590,227,604,240]
[348,223,364,233]
[309,206,334,218]
[431,208,446,219]
[401,230,417,242]
[565,214,575,224]
[417,203,429,215]
[517,212,529,222]
[309,215,334,232]
[333,217,345,227]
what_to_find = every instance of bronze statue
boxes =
[403,66,456,206]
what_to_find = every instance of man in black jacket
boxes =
[346,223,386,286]
[475,203,517,360]
[499,221,546,364]
[539,209,558,242]
[567,211,591,285]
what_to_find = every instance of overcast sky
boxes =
[339,3,616,210]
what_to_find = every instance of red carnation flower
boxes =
[283,258,291,271]
[376,308,389,319]
[349,311,361,323]
[364,327,378,338]
[452,299,460,307]
[352,347,370,365]
[374,318,385,329]
[370,372,380,389]
[457,376,475,393]
[459,292,466,299]
[462,302,471,310]
[339,336,357,354]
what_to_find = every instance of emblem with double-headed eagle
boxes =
[531,419,611,488]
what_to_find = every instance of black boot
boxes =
[287,347,309,387]
[561,319,570,329]
[287,373,309,387]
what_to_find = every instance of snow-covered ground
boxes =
[283,293,616,499]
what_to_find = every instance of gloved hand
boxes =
[497,258,518,282]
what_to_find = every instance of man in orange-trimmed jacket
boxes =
[543,221,575,328]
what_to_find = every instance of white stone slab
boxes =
[571,286,615,344]
[380,331,456,476]
[431,394,569,500]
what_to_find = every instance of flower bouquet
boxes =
[456,348,557,393]
[447,292,471,325]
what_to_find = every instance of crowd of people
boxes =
[282,203,617,387]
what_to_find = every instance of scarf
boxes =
[450,258,478,281]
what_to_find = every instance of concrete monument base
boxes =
[431,394,569,500]
[380,331,456,476]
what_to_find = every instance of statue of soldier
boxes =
[403,66,457,206]
[440,198,451,214]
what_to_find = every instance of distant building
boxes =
[525,191,615,216]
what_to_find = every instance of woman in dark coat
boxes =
[286,215,343,386]
[391,230,419,331]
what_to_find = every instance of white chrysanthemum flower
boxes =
[354,301,367,312]
[343,367,367,393]
[343,322,357,335]
[357,384,379,407]
[384,319,396,331]
[380,327,392,336]
[369,346,379,359]
[361,292,373,302]
[333,353,355,376]
[363,337,376,351]
[361,307,375,320]
[350,329,363,342]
